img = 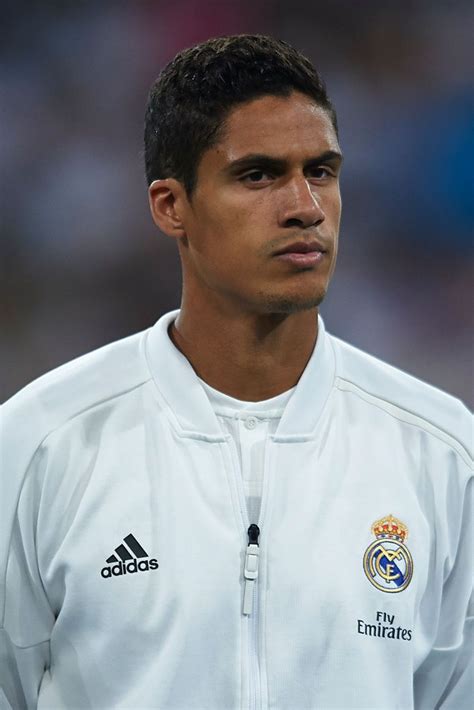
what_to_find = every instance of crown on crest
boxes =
[371,515,408,543]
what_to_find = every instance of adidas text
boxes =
[100,558,159,578]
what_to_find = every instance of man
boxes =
[1,34,472,709]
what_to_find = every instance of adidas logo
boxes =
[100,533,159,579]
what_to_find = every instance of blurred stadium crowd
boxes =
[1,0,473,406]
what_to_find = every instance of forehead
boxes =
[215,92,339,161]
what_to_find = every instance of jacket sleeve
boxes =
[413,470,473,709]
[0,402,55,709]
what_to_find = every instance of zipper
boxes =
[244,524,261,710]
[243,524,260,615]
[223,438,265,709]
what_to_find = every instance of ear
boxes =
[148,178,188,239]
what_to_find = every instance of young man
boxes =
[1,35,472,709]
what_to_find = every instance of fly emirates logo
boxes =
[100,533,159,579]
[358,610,412,641]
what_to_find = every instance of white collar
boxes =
[198,375,295,419]
[145,309,335,443]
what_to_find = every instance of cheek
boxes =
[199,202,261,256]
[197,198,245,239]
[187,210,249,280]
[323,187,341,222]
[334,190,342,225]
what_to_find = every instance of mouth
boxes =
[273,240,327,268]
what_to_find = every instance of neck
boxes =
[169,301,319,402]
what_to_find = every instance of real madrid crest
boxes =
[363,515,413,593]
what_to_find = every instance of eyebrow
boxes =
[225,150,343,175]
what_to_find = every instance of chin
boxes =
[258,289,326,315]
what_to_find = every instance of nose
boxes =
[278,176,325,229]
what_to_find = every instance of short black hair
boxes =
[144,34,338,195]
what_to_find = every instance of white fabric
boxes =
[0,308,472,709]
[198,377,295,523]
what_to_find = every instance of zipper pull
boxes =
[243,524,260,616]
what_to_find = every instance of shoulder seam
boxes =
[0,626,51,650]
[335,377,472,466]
[18,376,153,463]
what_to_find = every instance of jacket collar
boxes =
[145,309,335,442]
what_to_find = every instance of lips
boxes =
[273,240,326,256]
[272,239,327,269]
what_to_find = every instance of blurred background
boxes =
[1,0,473,406]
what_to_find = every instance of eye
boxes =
[307,166,333,180]
[240,170,272,184]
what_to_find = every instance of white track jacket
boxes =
[1,310,472,709]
